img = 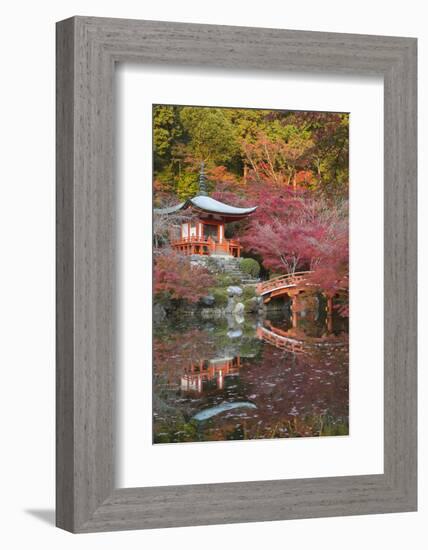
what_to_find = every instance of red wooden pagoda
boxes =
[155,164,257,257]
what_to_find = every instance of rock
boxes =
[227,328,243,339]
[247,296,260,313]
[200,294,215,307]
[226,310,244,329]
[227,285,243,297]
[153,302,167,323]
[233,301,245,316]
[234,313,245,325]
[225,296,236,314]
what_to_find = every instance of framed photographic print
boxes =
[56,17,417,532]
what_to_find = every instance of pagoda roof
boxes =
[155,195,257,218]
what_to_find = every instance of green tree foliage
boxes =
[153,105,183,176]
[179,107,239,165]
[176,172,199,200]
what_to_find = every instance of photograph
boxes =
[152,104,349,444]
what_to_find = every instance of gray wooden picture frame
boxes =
[56,16,417,533]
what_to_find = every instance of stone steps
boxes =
[189,254,259,284]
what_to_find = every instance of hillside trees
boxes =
[179,107,239,166]
[153,105,349,201]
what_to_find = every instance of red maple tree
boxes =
[154,250,214,303]
[220,179,349,313]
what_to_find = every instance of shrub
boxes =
[240,258,260,278]
[210,287,229,307]
[215,274,240,287]
[243,285,256,300]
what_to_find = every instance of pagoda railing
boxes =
[171,235,242,257]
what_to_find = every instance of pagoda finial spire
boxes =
[198,162,208,196]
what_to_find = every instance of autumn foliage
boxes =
[240,184,349,292]
[154,251,214,303]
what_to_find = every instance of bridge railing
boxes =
[256,271,314,295]
[256,323,348,354]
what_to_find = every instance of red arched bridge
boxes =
[256,271,316,303]
[255,270,348,317]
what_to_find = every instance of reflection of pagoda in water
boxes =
[181,356,242,393]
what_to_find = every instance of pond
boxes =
[153,308,349,444]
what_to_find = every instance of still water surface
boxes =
[153,310,348,443]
